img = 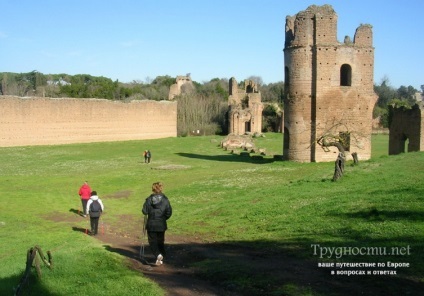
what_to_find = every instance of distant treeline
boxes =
[0,71,284,102]
[0,71,175,101]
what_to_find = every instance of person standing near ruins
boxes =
[78,181,91,217]
[146,150,152,163]
[142,182,172,265]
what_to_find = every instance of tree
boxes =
[151,75,175,88]
[246,75,263,88]
[317,134,346,181]
[262,103,282,132]
[373,78,398,128]
[374,77,397,108]
[397,85,417,106]
[197,78,229,98]
[315,117,368,181]
[261,81,284,103]
[374,77,419,128]
[0,72,9,95]
[176,91,227,136]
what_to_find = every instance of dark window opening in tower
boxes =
[284,66,290,88]
[340,64,352,86]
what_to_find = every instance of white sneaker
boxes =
[156,254,163,265]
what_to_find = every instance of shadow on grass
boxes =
[175,152,278,164]
[101,236,424,296]
[69,208,84,217]
[104,245,152,266]
[0,268,56,296]
[72,226,89,234]
[342,209,424,222]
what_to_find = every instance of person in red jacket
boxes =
[78,181,91,217]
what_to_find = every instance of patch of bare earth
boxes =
[52,212,423,296]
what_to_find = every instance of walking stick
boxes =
[139,215,147,259]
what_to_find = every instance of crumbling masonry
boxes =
[168,75,194,100]
[284,5,377,162]
[389,102,424,155]
[228,77,263,135]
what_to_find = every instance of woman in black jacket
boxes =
[142,182,172,265]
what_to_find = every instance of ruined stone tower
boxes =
[284,5,377,162]
[228,77,263,135]
[389,102,424,155]
[168,75,194,100]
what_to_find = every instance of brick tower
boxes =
[283,5,377,162]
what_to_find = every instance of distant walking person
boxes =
[142,182,172,265]
[78,181,91,217]
[146,150,152,163]
[86,191,104,236]
[143,150,148,163]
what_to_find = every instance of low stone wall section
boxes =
[0,96,177,147]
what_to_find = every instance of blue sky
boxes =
[0,0,422,89]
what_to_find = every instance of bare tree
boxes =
[315,118,365,181]
[246,76,263,88]
[317,134,346,181]
[176,93,226,136]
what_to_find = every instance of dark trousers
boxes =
[81,199,88,215]
[90,217,100,235]
[147,231,165,257]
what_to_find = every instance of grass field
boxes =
[0,133,423,295]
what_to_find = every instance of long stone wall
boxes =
[0,96,177,147]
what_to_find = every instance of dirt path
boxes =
[96,227,242,296]
[57,212,423,296]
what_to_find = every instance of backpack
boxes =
[90,200,102,217]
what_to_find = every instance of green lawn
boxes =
[0,133,423,295]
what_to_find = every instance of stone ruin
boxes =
[283,4,377,162]
[168,75,194,100]
[389,102,424,155]
[227,77,263,136]
[220,134,266,155]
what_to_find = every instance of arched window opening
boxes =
[401,134,409,153]
[340,64,352,86]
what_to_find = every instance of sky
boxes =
[0,0,422,90]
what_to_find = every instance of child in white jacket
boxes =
[86,191,104,235]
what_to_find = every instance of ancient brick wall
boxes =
[283,5,377,162]
[389,103,424,154]
[0,96,177,147]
